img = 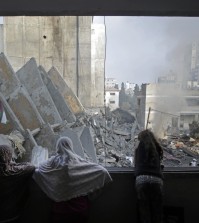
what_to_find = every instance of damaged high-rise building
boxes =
[2,16,105,108]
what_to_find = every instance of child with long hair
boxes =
[134,129,164,223]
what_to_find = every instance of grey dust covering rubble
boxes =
[0,52,199,168]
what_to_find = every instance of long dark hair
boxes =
[138,129,163,163]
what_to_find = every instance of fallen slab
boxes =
[0,54,44,130]
[0,92,24,133]
[39,66,76,123]
[0,53,20,97]
[79,126,97,163]
[181,147,199,159]
[34,123,60,155]
[16,58,62,125]
[48,67,85,116]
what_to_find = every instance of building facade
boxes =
[137,81,199,137]
[3,16,105,108]
[105,77,119,89]
[105,88,120,111]
[91,23,105,107]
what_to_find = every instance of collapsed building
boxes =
[0,16,141,167]
[0,53,140,167]
[1,42,199,169]
[1,52,199,168]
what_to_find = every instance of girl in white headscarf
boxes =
[33,136,112,223]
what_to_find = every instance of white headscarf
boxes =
[33,137,112,202]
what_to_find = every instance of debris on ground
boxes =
[0,52,199,168]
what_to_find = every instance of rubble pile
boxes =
[0,52,199,168]
[0,53,140,167]
[80,108,140,167]
[160,133,199,167]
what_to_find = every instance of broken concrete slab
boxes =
[0,53,21,98]
[0,133,12,147]
[0,92,24,133]
[16,58,63,125]
[80,126,97,163]
[0,54,138,167]
[104,137,117,148]
[48,67,85,116]
[26,128,38,147]
[72,125,97,160]
[34,123,60,155]
[181,146,199,158]
[39,66,76,123]
[3,85,44,131]
[113,129,130,136]
[112,108,135,124]
[0,54,44,131]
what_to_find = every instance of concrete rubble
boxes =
[160,133,199,167]
[0,52,199,167]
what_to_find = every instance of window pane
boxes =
[1,16,199,168]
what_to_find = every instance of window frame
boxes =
[2,0,199,172]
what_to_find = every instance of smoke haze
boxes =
[93,16,199,86]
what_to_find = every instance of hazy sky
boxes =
[93,16,199,86]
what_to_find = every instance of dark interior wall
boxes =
[89,170,199,223]
[1,0,199,16]
[88,171,138,223]
[163,171,199,223]
[21,170,199,223]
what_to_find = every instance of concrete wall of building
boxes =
[191,41,199,70]
[144,83,199,136]
[0,24,3,53]
[91,24,105,107]
[3,16,92,107]
[144,83,185,136]
[105,77,118,88]
[77,16,92,107]
[136,84,146,129]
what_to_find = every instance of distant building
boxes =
[191,41,199,70]
[157,71,177,83]
[105,89,120,110]
[105,77,119,89]
[135,84,147,130]
[137,82,199,137]
[189,40,199,84]
[125,81,135,89]
[105,77,120,110]
[186,41,199,86]
[124,81,135,95]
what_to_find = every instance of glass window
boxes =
[2,16,199,169]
